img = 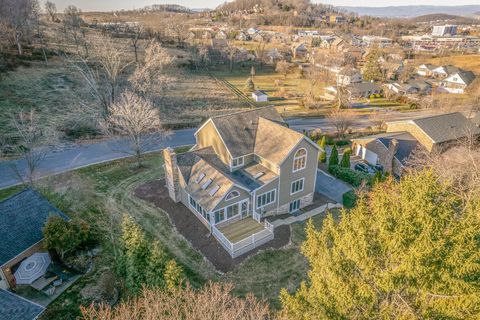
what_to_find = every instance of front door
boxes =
[240,200,249,218]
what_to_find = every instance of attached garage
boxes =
[355,145,378,165]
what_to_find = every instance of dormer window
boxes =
[201,179,212,190]
[293,148,307,172]
[225,190,240,201]
[231,157,244,168]
[195,173,205,183]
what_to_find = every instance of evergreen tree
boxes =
[119,215,150,293]
[318,136,327,163]
[362,48,384,82]
[146,240,168,288]
[164,259,184,292]
[340,148,351,168]
[244,77,255,92]
[328,144,338,168]
[281,171,480,319]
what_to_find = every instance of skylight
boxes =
[253,172,265,179]
[195,173,205,183]
[201,179,212,190]
[209,184,220,196]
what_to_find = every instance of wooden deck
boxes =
[217,217,265,243]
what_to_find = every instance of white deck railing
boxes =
[212,223,274,258]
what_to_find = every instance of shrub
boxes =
[335,140,350,147]
[318,136,327,163]
[328,145,339,168]
[43,216,92,260]
[342,190,357,208]
[244,77,255,92]
[328,165,371,187]
[340,148,351,168]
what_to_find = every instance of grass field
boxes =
[0,151,337,318]
[210,64,329,117]
[426,54,480,75]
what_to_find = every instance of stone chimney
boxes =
[163,147,180,203]
[384,139,399,174]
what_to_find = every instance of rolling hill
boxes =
[338,5,480,18]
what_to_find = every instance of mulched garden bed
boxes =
[134,179,291,273]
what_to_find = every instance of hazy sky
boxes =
[44,0,479,11]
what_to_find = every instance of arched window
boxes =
[225,190,240,201]
[293,148,307,172]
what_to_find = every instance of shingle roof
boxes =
[0,189,69,266]
[410,112,480,143]
[0,289,44,320]
[377,132,420,164]
[455,71,475,85]
[210,107,285,158]
[349,82,381,93]
[177,147,279,210]
[254,117,305,165]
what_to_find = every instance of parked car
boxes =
[354,163,374,174]
[373,164,384,172]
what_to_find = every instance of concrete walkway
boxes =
[271,202,343,227]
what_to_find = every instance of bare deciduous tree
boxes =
[8,110,55,185]
[275,60,289,79]
[81,282,273,320]
[70,35,132,117]
[326,108,355,136]
[105,90,165,167]
[369,110,391,131]
[129,40,174,96]
[0,0,38,55]
[45,1,57,22]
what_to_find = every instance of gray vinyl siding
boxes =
[254,178,279,213]
[211,186,250,212]
[278,139,319,207]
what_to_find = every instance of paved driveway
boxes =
[315,169,352,203]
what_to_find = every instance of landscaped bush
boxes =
[43,216,94,260]
[328,165,371,187]
[342,190,357,208]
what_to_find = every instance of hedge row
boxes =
[328,165,372,187]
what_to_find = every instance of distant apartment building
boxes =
[432,25,457,37]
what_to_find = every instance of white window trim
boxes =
[225,190,240,201]
[231,156,244,169]
[256,189,276,209]
[292,148,308,173]
[290,178,305,195]
[213,199,249,225]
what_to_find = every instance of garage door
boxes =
[363,149,378,165]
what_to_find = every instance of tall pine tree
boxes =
[318,137,327,163]
[281,170,480,319]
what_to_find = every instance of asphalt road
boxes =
[0,110,434,189]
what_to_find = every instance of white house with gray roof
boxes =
[163,107,320,257]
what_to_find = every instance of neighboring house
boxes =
[0,289,44,320]
[362,36,393,47]
[439,71,475,94]
[291,43,308,59]
[352,112,480,176]
[336,68,362,86]
[163,107,320,257]
[324,82,382,100]
[266,48,282,63]
[0,189,68,290]
[432,65,461,79]
[251,33,264,42]
[236,31,249,41]
[348,82,382,98]
[417,63,437,77]
[385,79,432,96]
[252,90,268,102]
[352,132,420,177]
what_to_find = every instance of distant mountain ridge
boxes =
[338,5,480,18]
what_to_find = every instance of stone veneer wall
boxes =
[276,192,314,215]
[386,122,435,152]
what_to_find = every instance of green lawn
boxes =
[0,150,337,317]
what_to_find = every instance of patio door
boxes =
[240,200,249,218]
[289,199,300,213]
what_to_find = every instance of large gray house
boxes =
[163,107,320,257]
